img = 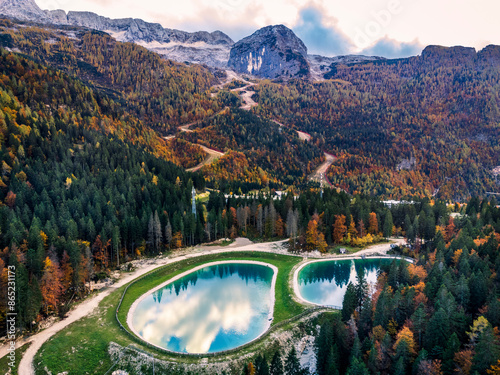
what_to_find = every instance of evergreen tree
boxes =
[424,308,450,354]
[355,267,368,309]
[411,303,427,348]
[472,325,500,373]
[342,282,357,321]
[284,347,302,375]
[346,358,369,375]
[270,351,284,375]
[383,211,393,238]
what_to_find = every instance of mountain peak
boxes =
[228,24,309,79]
[421,45,476,63]
[0,0,50,22]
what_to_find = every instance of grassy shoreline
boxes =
[34,251,306,374]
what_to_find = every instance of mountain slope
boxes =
[0,20,225,131]
[0,0,234,67]
[252,45,500,199]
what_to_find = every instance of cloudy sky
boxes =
[36,0,500,58]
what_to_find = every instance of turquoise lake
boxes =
[131,262,275,354]
[297,258,397,307]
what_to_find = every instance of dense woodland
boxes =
[252,48,500,199]
[241,197,500,375]
[179,108,324,188]
[0,19,224,132]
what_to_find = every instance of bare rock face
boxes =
[228,25,310,79]
[0,0,50,22]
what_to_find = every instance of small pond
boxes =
[130,261,276,354]
[296,258,402,307]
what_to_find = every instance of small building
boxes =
[339,248,347,254]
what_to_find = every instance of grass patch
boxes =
[34,251,305,375]
[328,239,390,254]
[0,342,30,375]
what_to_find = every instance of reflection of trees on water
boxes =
[299,259,395,288]
[153,287,164,304]
[154,263,273,297]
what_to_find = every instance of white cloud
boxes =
[34,0,500,57]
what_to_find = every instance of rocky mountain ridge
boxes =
[228,25,310,79]
[7,0,498,79]
[0,0,385,76]
[0,0,234,67]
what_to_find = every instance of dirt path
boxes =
[10,238,282,375]
[349,237,406,256]
[309,152,336,187]
[186,144,225,172]
[239,89,258,110]
[179,122,196,132]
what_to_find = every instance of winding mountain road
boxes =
[186,144,225,172]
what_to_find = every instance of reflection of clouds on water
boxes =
[133,267,271,354]
[298,259,392,307]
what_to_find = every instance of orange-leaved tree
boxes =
[40,256,62,314]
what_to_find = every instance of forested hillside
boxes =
[1,15,500,363]
[252,47,500,200]
[0,47,210,329]
[0,18,223,132]
[178,108,324,189]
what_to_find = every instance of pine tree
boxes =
[165,219,172,249]
[383,211,393,238]
[411,303,427,348]
[342,283,357,321]
[60,251,73,295]
[284,347,302,375]
[442,333,460,374]
[424,308,450,353]
[368,212,378,234]
[255,354,270,375]
[355,267,368,309]
[270,351,284,375]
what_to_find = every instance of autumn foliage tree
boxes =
[40,256,62,314]
[368,212,379,234]
[306,217,328,252]
[333,215,347,244]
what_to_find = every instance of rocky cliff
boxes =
[228,25,310,79]
[0,0,50,22]
[0,0,234,67]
